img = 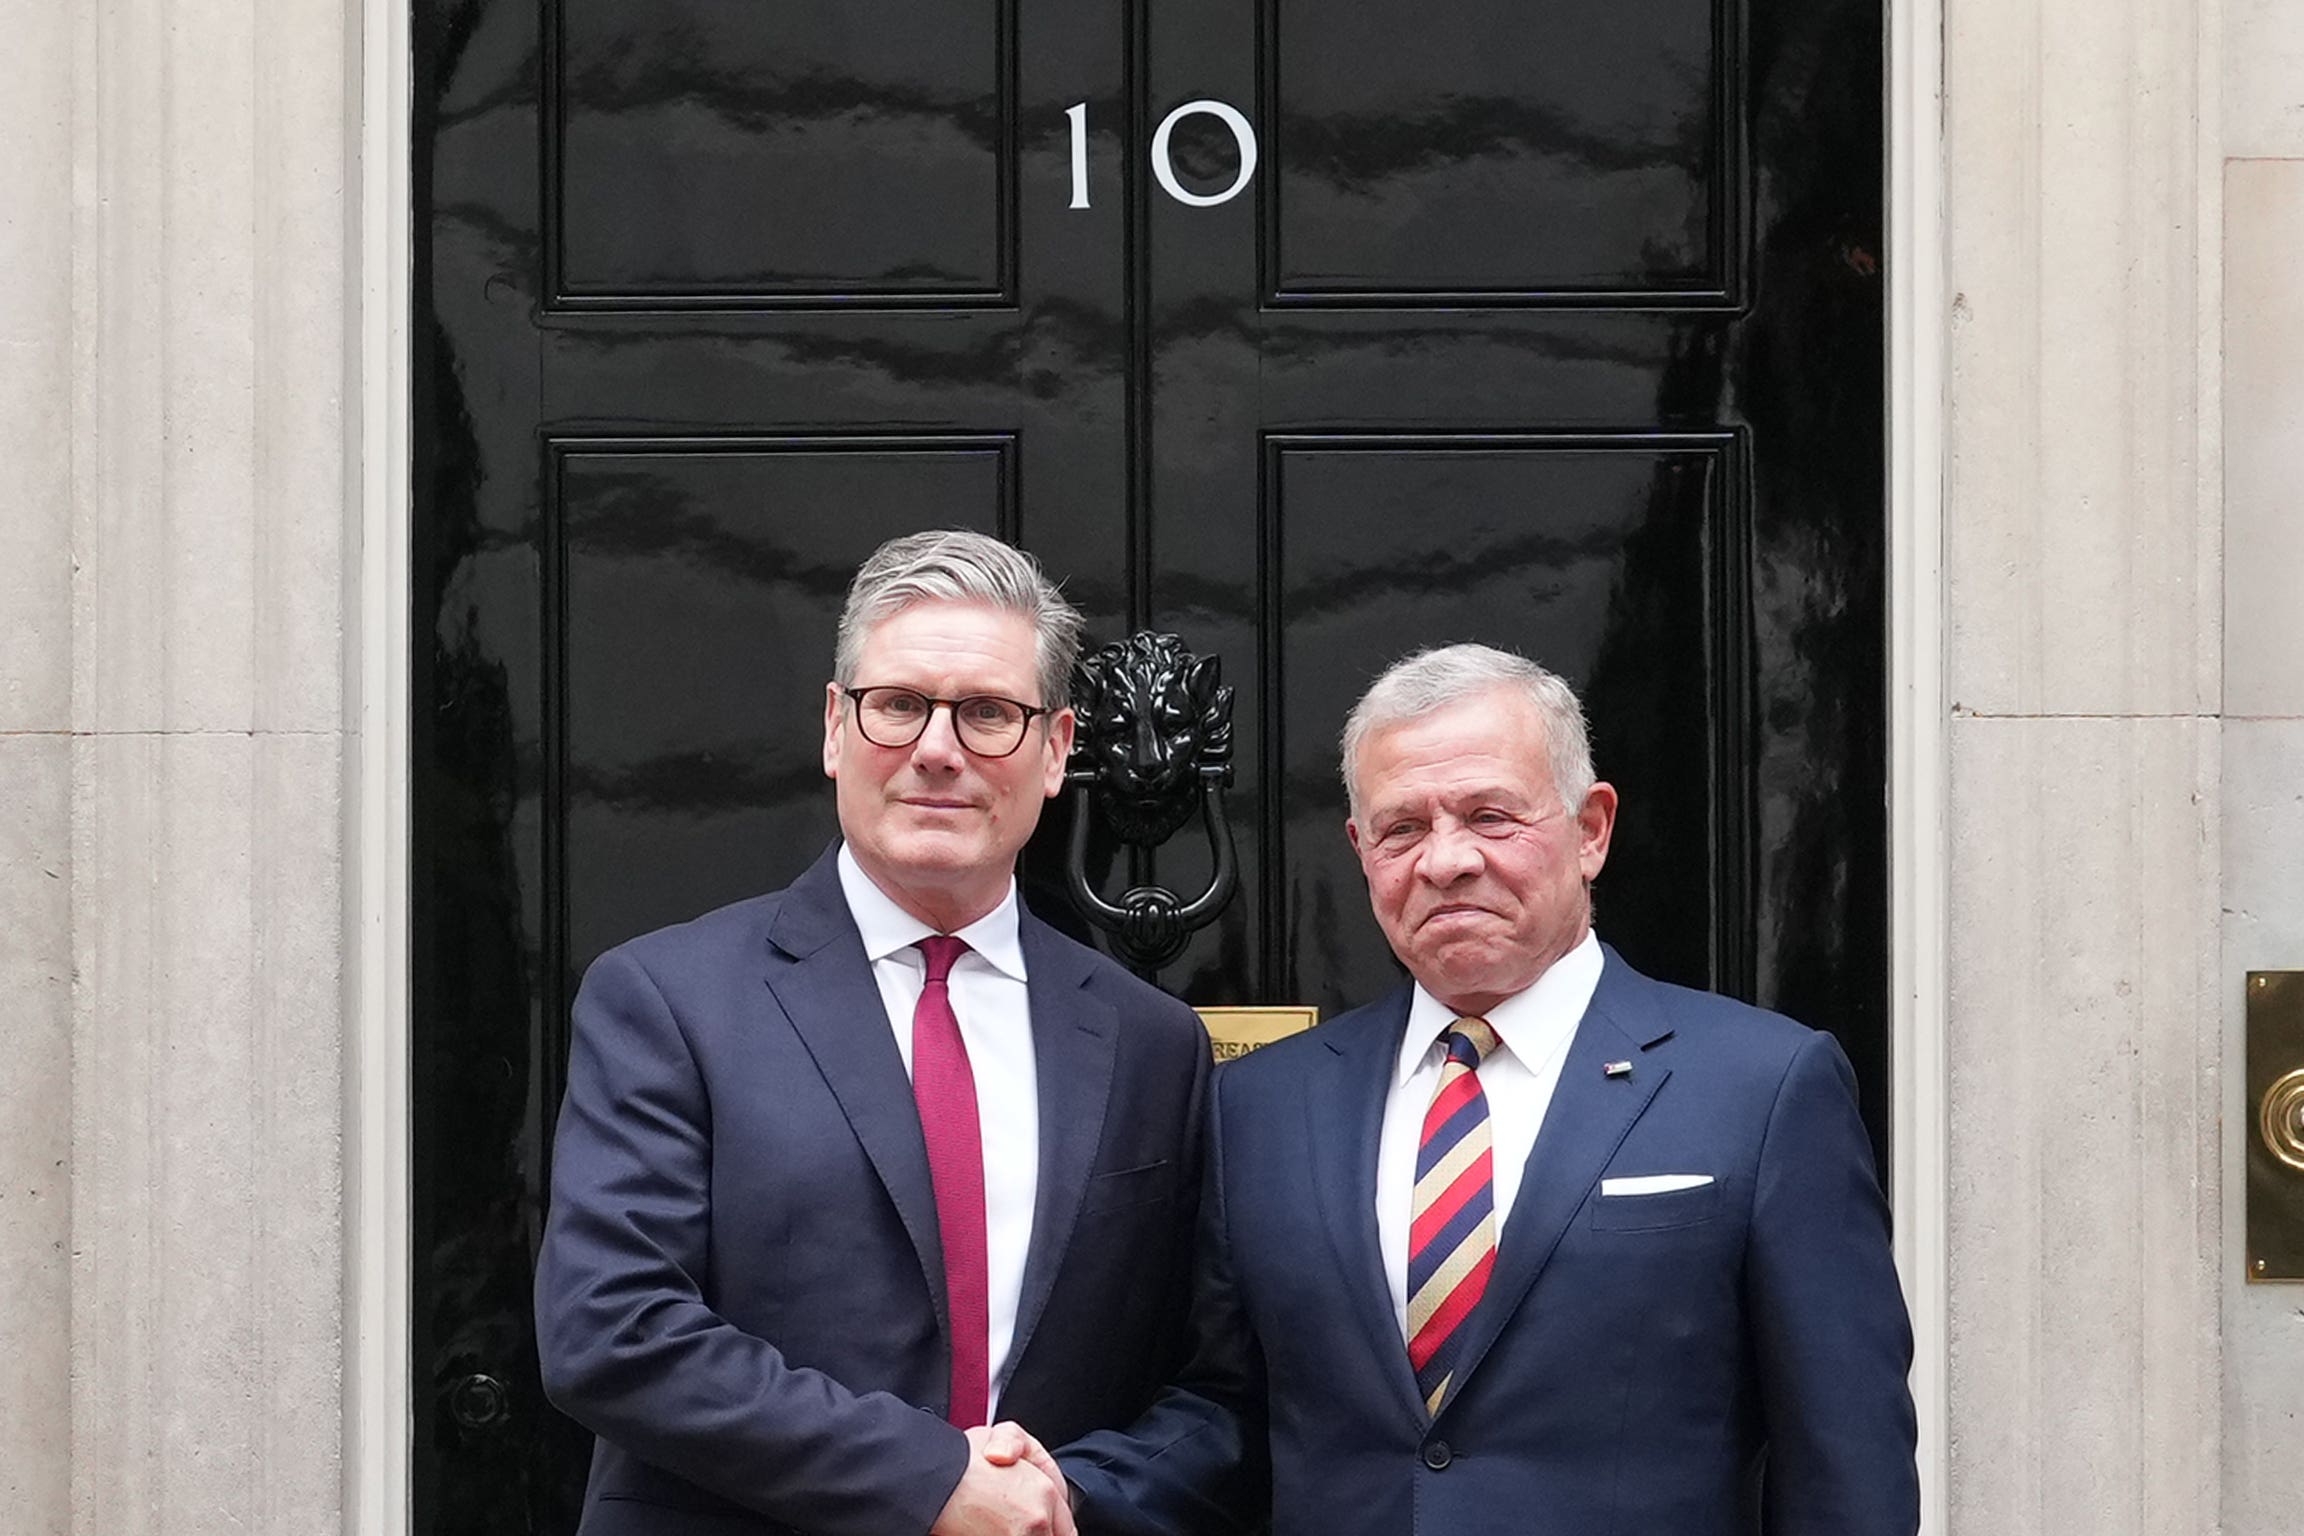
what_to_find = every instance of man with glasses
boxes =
[539,530,1209,1536]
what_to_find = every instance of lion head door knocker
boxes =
[1063,632,1239,971]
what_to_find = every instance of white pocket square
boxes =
[1600,1173,1715,1196]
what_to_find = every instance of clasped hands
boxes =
[929,1421,1074,1536]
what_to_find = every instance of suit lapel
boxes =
[1441,952,1675,1410]
[1305,987,1431,1433]
[1004,912,1119,1372]
[762,849,948,1331]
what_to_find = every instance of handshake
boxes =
[930,1421,1078,1536]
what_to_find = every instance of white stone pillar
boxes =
[2,0,83,1528]
[1944,0,2223,1531]
[61,0,354,1528]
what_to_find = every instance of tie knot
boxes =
[917,934,969,984]
[1446,1017,1500,1066]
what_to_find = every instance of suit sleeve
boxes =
[1142,1011,1216,1395]
[534,947,968,1536]
[1058,1064,1270,1536]
[1746,1030,1920,1536]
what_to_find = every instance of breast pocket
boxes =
[1079,1158,1176,1216]
[1588,1179,1723,1232]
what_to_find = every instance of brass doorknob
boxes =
[2260,1068,2304,1174]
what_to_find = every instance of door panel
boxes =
[415,0,1883,1526]
[553,437,1016,968]
[551,0,1016,304]
[1254,435,1733,1011]
[1266,0,1732,300]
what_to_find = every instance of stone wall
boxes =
[1944,0,2222,1529]
[5,0,2303,1532]
[0,0,355,1530]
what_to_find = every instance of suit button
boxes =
[1422,1441,1452,1470]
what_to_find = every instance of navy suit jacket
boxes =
[1062,947,1918,1536]
[537,846,1211,1536]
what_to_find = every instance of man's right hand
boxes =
[929,1425,1076,1536]
[972,1420,1068,1494]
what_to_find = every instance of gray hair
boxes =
[1340,644,1595,819]
[834,529,1085,709]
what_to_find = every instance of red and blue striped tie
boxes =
[1407,1017,1500,1416]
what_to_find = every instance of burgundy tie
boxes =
[912,935,989,1427]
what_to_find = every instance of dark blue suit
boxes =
[1063,947,1917,1536]
[537,847,1210,1536]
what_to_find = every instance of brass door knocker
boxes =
[1063,632,1238,971]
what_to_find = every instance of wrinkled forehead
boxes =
[1358,766,1557,820]
[1351,704,1561,817]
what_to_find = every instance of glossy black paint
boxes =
[1265,0,1733,301]
[414,0,1885,1527]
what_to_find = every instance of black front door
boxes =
[414,0,1885,1527]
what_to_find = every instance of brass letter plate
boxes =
[2247,971,2304,1281]
[1197,1005,1318,1063]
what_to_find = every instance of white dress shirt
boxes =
[837,845,1039,1416]
[1376,929,1604,1337]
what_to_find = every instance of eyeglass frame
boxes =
[832,683,1060,760]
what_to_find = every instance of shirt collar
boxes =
[835,843,1029,981]
[1394,928,1605,1087]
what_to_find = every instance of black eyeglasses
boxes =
[835,685,1054,759]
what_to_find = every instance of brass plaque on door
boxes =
[2247,972,2304,1281]
[1198,1006,1319,1063]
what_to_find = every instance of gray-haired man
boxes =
[539,530,1209,1536]
[1026,643,1916,1535]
